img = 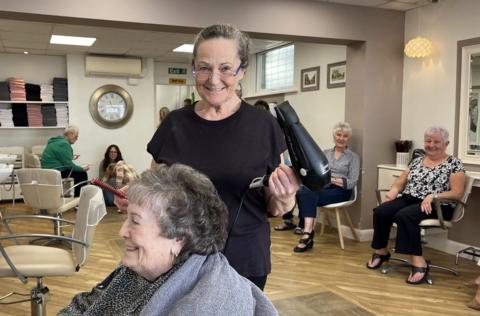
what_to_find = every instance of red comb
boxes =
[90,178,127,199]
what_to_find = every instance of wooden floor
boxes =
[0,203,479,316]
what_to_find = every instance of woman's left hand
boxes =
[331,177,343,188]
[421,194,434,214]
[267,164,300,215]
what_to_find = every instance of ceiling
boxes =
[0,0,435,63]
[314,0,435,11]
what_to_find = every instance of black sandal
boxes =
[406,262,430,285]
[366,252,391,269]
[293,231,314,253]
[274,221,296,231]
[293,227,304,235]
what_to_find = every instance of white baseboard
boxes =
[332,222,479,263]
[301,205,478,262]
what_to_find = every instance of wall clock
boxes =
[89,84,133,129]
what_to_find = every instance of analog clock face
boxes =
[97,92,126,122]
[89,85,133,129]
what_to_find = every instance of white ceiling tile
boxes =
[319,0,389,7]
[0,31,50,42]
[380,2,417,10]
[88,46,130,55]
[47,44,90,53]
[5,47,33,54]
[0,19,52,34]
[22,48,48,55]
[3,40,47,49]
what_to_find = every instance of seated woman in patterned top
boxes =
[366,126,466,285]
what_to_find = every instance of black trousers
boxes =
[247,275,267,291]
[61,169,88,197]
[371,194,453,256]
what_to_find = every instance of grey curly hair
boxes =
[127,164,228,264]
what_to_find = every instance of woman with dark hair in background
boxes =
[99,144,123,179]
[253,99,270,112]
[99,144,123,206]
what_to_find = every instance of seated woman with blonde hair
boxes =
[102,160,138,207]
[293,122,360,252]
[366,126,465,285]
[59,164,278,315]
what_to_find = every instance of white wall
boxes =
[67,55,155,178]
[287,43,346,149]
[401,0,480,150]
[242,42,346,149]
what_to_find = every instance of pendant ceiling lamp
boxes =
[404,2,433,58]
[404,36,432,58]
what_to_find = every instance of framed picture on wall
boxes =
[327,61,346,88]
[301,66,320,92]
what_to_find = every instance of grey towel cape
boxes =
[140,253,278,316]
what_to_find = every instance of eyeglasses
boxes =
[192,64,242,80]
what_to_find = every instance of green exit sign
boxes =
[168,67,187,75]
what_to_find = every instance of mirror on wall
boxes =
[458,43,480,164]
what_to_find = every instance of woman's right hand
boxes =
[114,186,129,214]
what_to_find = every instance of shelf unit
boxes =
[0,101,68,104]
[0,100,68,129]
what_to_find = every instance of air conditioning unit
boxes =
[85,55,142,78]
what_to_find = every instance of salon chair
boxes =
[0,185,106,316]
[3,169,80,245]
[318,186,359,249]
[377,175,474,284]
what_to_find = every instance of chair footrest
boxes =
[0,291,30,305]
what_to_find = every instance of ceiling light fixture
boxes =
[404,36,432,58]
[23,51,29,55]
[50,35,96,46]
[404,2,433,58]
[173,44,194,53]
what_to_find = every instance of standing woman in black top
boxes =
[116,24,299,290]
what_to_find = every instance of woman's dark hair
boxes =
[127,164,228,264]
[102,144,123,172]
[254,100,270,112]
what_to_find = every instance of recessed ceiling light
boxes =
[173,44,194,53]
[50,35,96,46]
[23,51,28,54]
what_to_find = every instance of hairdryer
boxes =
[249,101,331,191]
[274,101,331,191]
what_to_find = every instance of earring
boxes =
[170,248,177,264]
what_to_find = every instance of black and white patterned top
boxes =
[403,156,465,200]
